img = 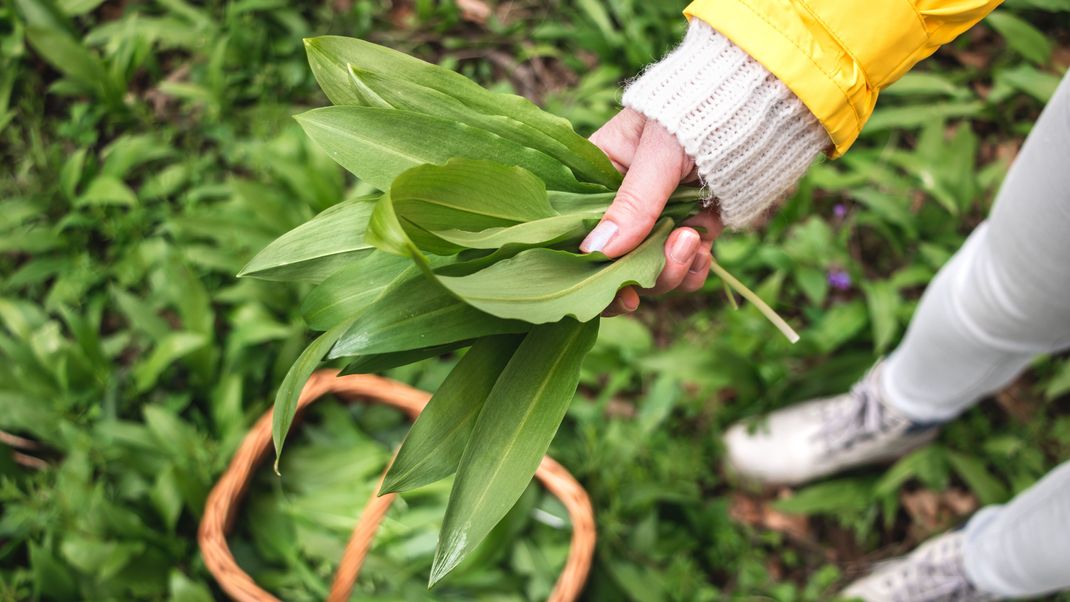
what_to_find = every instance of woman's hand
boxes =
[584,108,723,316]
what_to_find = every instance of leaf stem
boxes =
[709,258,800,344]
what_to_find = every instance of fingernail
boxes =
[623,296,639,311]
[669,230,700,264]
[580,220,618,254]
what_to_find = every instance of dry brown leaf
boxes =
[604,398,635,419]
[943,489,979,517]
[995,376,1039,422]
[902,489,941,529]
[1053,45,1070,69]
[729,492,813,541]
[901,487,977,533]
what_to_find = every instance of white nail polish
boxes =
[580,221,618,254]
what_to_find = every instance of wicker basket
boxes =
[199,369,596,601]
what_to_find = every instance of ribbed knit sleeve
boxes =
[622,19,830,229]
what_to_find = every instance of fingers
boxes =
[602,287,640,318]
[589,108,646,173]
[605,228,712,317]
[581,120,689,259]
[588,110,712,318]
[680,247,712,292]
[643,227,701,295]
[683,210,724,246]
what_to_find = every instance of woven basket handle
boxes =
[199,370,596,602]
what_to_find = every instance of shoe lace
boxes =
[819,376,906,454]
[881,534,991,602]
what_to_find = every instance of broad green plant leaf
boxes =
[947,451,1009,506]
[271,320,352,471]
[349,66,622,189]
[862,280,900,353]
[430,318,599,585]
[305,36,618,186]
[384,160,558,254]
[77,176,138,207]
[329,276,528,358]
[432,214,596,250]
[294,107,598,193]
[362,161,581,272]
[381,335,523,494]
[133,332,208,393]
[18,0,121,105]
[238,195,377,283]
[436,219,674,323]
[393,160,556,229]
[985,10,1052,65]
[338,341,472,376]
[301,251,414,330]
[345,64,391,108]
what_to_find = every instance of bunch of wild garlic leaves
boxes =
[240,36,789,585]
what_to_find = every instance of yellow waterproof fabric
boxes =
[685,0,1001,156]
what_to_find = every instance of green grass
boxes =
[1,0,1069,600]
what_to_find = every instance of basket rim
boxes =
[197,369,596,602]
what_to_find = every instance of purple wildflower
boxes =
[833,203,847,219]
[827,269,852,291]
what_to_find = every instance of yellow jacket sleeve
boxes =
[685,0,1001,157]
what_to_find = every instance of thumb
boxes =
[580,121,688,258]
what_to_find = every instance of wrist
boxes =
[622,19,830,229]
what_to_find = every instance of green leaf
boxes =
[22,23,117,103]
[773,479,875,515]
[349,66,622,189]
[101,133,174,179]
[795,267,829,306]
[864,101,984,133]
[111,287,171,341]
[430,318,598,585]
[238,196,377,283]
[294,106,598,193]
[150,466,184,531]
[393,160,557,230]
[381,335,523,494]
[30,542,77,600]
[60,536,144,580]
[300,251,414,330]
[329,276,528,358]
[377,160,559,255]
[882,72,969,99]
[996,65,1063,103]
[862,280,900,353]
[133,332,208,393]
[986,11,1052,65]
[345,64,392,108]
[77,176,138,207]
[433,214,595,250]
[271,320,352,471]
[1045,358,1070,400]
[338,341,472,375]
[436,219,673,323]
[304,36,616,186]
[59,147,87,200]
[168,570,215,602]
[947,451,1009,506]
[58,0,106,16]
[875,446,945,496]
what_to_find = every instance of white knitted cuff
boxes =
[622,19,830,229]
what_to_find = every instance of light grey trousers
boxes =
[882,71,1070,598]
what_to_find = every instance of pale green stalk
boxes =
[710,258,800,344]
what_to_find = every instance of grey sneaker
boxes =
[724,362,941,485]
[841,531,999,601]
